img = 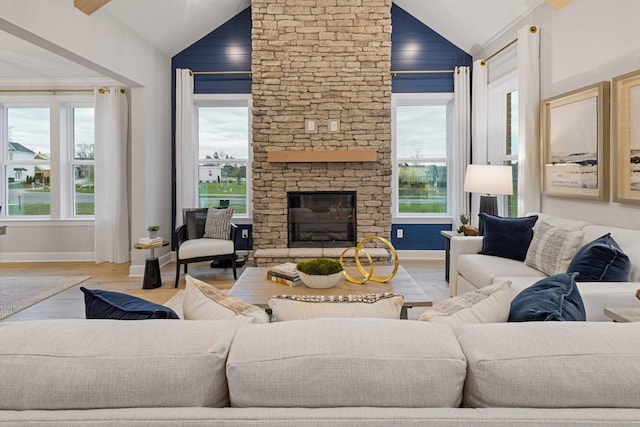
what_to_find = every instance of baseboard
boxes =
[396,250,444,260]
[0,252,95,262]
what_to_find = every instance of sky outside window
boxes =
[198,107,248,159]
[8,107,50,156]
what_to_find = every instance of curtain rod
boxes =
[480,25,537,66]
[190,70,456,76]
[191,71,252,76]
[0,89,94,93]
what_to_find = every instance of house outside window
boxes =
[0,96,95,218]
[195,95,251,217]
[392,93,452,218]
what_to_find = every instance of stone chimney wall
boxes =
[251,0,392,249]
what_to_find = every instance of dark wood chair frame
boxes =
[174,208,238,288]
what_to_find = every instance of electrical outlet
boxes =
[396,228,403,239]
[241,229,249,239]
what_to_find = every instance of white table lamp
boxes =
[463,164,513,234]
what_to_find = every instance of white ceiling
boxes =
[0,0,547,82]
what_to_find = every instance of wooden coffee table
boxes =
[229,266,432,319]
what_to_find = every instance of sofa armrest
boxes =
[449,236,483,296]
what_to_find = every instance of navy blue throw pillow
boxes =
[81,287,179,320]
[508,273,586,322]
[567,233,631,282]
[479,214,538,261]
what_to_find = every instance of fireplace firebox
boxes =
[287,191,356,248]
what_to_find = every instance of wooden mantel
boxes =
[267,150,377,163]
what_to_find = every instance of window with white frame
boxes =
[1,95,95,218]
[488,73,519,217]
[195,95,251,216]
[392,94,452,217]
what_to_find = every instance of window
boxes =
[1,96,95,219]
[195,95,251,216]
[71,106,95,216]
[488,73,519,217]
[392,94,452,217]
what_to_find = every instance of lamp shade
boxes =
[463,164,513,195]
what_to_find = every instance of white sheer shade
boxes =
[464,164,513,196]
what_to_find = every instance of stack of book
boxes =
[266,262,302,287]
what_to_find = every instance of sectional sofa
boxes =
[1,317,640,426]
[450,212,640,320]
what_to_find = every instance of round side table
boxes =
[134,240,169,289]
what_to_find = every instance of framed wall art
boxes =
[612,68,640,204]
[540,81,610,200]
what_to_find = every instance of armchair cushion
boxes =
[178,238,234,260]
[204,207,234,240]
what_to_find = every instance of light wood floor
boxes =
[0,258,444,321]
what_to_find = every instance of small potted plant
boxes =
[147,225,160,239]
[296,258,344,289]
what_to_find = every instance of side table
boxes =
[440,230,460,282]
[134,240,169,289]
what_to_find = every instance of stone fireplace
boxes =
[251,0,392,254]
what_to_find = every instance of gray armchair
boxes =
[174,208,238,288]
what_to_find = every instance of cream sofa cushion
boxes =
[458,253,544,287]
[226,318,467,408]
[419,281,511,335]
[459,322,640,408]
[0,319,236,410]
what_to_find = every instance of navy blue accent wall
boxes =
[391,224,452,250]
[172,7,252,95]
[391,4,472,93]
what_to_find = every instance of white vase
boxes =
[298,271,342,289]
[148,230,159,239]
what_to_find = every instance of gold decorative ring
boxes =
[339,246,373,284]
[356,236,399,283]
[340,236,399,284]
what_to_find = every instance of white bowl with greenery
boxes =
[296,258,343,289]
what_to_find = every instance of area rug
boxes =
[0,276,90,320]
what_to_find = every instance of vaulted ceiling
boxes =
[0,0,564,83]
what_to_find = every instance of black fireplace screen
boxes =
[287,191,357,248]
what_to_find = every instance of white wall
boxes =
[475,0,640,229]
[0,0,172,272]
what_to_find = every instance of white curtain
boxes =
[94,87,130,263]
[517,25,541,214]
[470,59,488,226]
[175,68,196,226]
[453,66,471,221]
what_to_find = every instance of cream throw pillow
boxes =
[268,293,404,321]
[183,275,269,325]
[419,281,511,335]
[525,221,585,275]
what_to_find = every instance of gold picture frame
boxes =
[540,81,610,200]
[612,69,640,204]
